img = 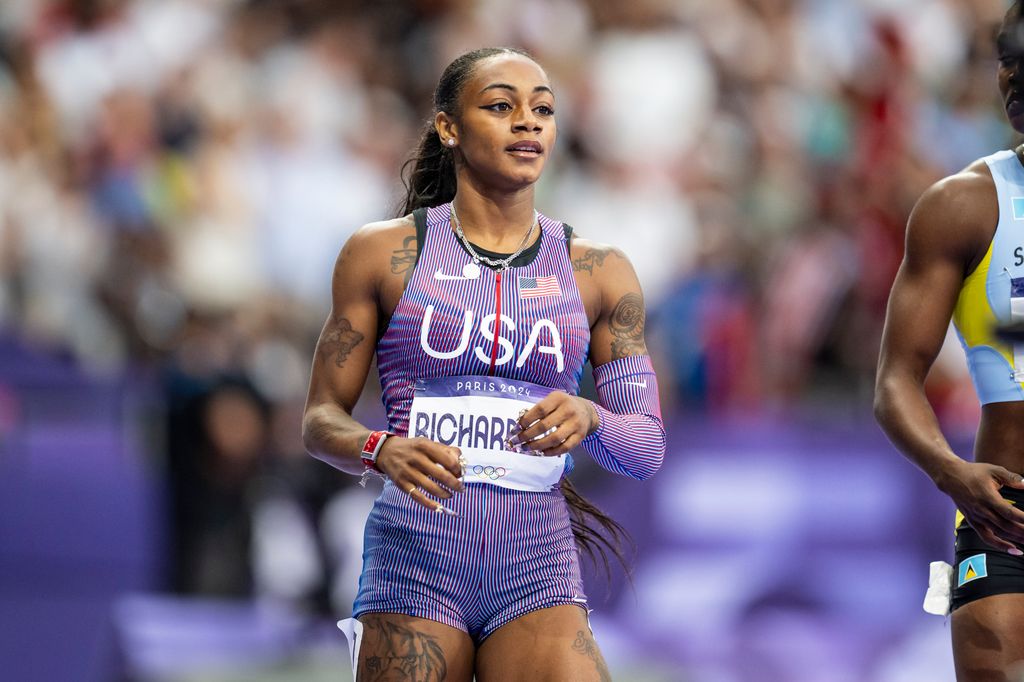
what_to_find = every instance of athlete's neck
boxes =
[450,185,536,253]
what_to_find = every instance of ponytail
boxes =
[560,478,635,587]
[398,121,457,216]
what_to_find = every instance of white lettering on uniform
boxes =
[517,319,564,373]
[420,305,473,359]
[418,305,564,373]
[473,314,515,366]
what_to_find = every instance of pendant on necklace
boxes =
[463,261,481,279]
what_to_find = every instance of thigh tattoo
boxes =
[361,615,448,681]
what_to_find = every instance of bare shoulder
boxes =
[346,215,416,253]
[908,159,997,260]
[334,215,416,282]
[568,235,631,277]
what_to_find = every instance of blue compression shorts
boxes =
[353,480,588,643]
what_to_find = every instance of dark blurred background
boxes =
[0,0,1010,680]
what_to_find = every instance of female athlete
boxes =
[876,4,1024,679]
[302,47,666,681]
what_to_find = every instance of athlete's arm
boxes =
[515,241,666,480]
[875,167,1024,553]
[302,220,463,508]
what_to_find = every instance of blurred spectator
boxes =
[168,376,270,597]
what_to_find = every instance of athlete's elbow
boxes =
[647,439,668,480]
[631,458,662,481]
[629,424,666,481]
[872,375,900,428]
[300,415,317,459]
[301,404,330,459]
[872,393,888,428]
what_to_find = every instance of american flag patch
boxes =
[518,275,561,299]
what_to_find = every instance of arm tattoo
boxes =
[360,616,448,682]
[321,316,364,368]
[571,630,612,682]
[608,293,646,360]
[391,235,418,288]
[572,248,609,275]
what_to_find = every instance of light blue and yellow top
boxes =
[952,149,1024,405]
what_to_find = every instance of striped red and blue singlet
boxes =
[376,203,589,433]
[354,202,593,641]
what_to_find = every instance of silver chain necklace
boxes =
[450,202,538,274]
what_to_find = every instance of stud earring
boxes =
[447,139,455,147]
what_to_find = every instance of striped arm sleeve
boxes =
[580,355,665,480]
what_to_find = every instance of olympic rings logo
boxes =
[472,465,507,480]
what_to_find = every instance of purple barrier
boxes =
[0,336,164,682]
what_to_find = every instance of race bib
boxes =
[408,376,566,492]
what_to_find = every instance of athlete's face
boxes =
[438,54,557,192]
[998,9,1024,133]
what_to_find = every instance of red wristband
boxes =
[361,430,393,472]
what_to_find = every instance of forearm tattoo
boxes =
[360,616,448,682]
[608,293,646,360]
[321,315,364,368]
[572,248,609,275]
[391,235,418,288]
[571,630,612,682]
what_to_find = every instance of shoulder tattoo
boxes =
[391,234,418,287]
[608,292,646,360]
[572,248,610,275]
[321,315,365,368]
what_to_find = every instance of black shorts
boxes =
[951,487,1024,611]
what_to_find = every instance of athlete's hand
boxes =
[937,459,1024,554]
[376,437,464,513]
[511,392,600,457]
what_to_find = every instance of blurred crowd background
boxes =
[0,0,1015,680]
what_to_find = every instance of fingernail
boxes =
[507,435,521,446]
[530,449,544,457]
[435,504,458,517]
[509,423,522,435]
[518,408,528,418]
[1010,547,1023,556]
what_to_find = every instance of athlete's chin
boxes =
[1010,114,1024,136]
[501,167,545,190]
[1006,100,1024,134]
